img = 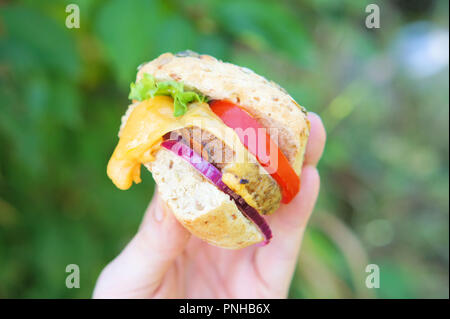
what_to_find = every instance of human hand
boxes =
[93,113,326,298]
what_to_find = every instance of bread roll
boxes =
[115,52,310,249]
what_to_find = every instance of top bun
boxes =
[137,51,310,175]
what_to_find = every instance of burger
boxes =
[107,51,310,249]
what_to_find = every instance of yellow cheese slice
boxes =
[107,96,254,190]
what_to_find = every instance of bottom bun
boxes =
[147,148,264,249]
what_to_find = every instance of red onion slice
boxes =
[161,139,272,245]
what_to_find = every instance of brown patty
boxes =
[170,126,281,215]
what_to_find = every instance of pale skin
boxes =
[94,113,326,298]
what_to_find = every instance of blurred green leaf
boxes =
[214,0,316,66]
[0,5,80,78]
[95,0,165,86]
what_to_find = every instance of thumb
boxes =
[93,192,190,298]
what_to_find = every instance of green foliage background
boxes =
[0,0,448,298]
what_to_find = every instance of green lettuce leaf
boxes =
[128,73,207,117]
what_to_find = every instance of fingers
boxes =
[259,165,320,252]
[271,165,320,232]
[254,165,320,294]
[304,112,326,167]
[263,112,324,236]
[93,193,190,298]
[253,113,325,294]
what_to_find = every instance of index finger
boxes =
[304,112,326,167]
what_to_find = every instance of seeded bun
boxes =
[137,51,310,175]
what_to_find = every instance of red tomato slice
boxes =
[209,100,300,204]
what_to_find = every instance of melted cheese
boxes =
[107,96,254,190]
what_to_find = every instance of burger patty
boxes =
[171,126,281,215]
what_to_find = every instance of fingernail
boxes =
[154,198,166,222]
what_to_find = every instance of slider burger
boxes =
[107,51,310,249]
